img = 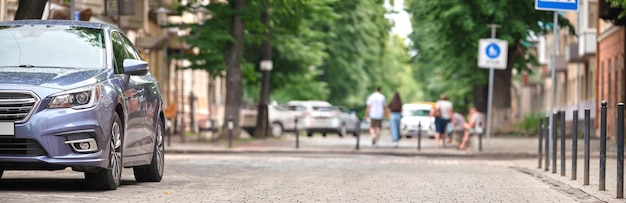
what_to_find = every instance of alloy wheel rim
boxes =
[111,121,122,181]
[156,122,164,175]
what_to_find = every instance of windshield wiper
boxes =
[18,64,34,68]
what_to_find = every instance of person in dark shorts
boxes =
[366,87,386,146]
[431,94,453,147]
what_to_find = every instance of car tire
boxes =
[133,118,165,182]
[339,124,346,137]
[85,112,123,190]
[307,131,313,137]
[271,122,283,138]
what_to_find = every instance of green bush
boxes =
[513,112,543,133]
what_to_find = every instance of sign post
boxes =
[478,25,506,151]
[535,0,579,154]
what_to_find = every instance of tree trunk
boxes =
[490,43,524,133]
[254,9,271,138]
[473,84,488,113]
[14,0,47,20]
[221,0,246,138]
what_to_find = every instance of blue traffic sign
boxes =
[485,43,500,59]
[536,0,579,11]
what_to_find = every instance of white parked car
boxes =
[240,104,305,137]
[287,101,359,137]
[400,103,436,138]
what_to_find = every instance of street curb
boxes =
[164,148,538,159]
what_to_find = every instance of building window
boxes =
[588,2,597,29]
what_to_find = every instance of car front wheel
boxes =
[271,122,283,138]
[133,118,165,182]
[85,112,123,190]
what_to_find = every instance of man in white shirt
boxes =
[366,87,385,145]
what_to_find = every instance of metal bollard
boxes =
[417,121,422,151]
[561,111,566,177]
[355,120,360,150]
[545,115,550,172]
[295,117,299,149]
[572,110,578,180]
[552,112,558,174]
[600,100,607,191]
[538,117,544,169]
[618,103,624,198]
[228,115,233,148]
[479,129,483,152]
[584,109,590,185]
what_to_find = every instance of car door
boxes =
[120,35,157,138]
[111,31,150,157]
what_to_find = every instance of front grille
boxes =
[0,138,46,156]
[0,91,39,123]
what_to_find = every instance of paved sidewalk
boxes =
[164,132,609,158]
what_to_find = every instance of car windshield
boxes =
[0,25,105,69]
[403,109,430,117]
[313,106,336,111]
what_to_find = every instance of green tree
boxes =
[318,0,392,107]
[181,0,336,137]
[406,0,573,127]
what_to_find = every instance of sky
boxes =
[384,0,413,48]
[384,0,412,40]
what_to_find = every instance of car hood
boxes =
[0,67,107,90]
[401,116,433,125]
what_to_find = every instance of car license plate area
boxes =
[0,122,15,136]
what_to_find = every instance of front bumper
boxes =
[401,123,435,136]
[0,101,112,170]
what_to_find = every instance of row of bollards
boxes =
[538,101,625,198]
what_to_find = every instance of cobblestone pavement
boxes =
[0,153,605,202]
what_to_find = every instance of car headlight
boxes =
[48,85,101,109]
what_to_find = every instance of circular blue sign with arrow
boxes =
[485,43,501,59]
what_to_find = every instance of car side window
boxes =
[120,35,142,60]
[110,31,128,74]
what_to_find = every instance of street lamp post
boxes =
[255,60,272,137]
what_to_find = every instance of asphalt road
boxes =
[0,153,596,202]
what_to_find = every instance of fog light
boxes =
[65,138,98,153]
[79,142,90,150]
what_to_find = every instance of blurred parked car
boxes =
[240,104,305,137]
[0,20,165,190]
[287,101,359,137]
[400,103,436,138]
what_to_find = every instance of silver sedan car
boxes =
[0,20,165,190]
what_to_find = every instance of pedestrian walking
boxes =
[431,94,453,147]
[388,91,403,148]
[366,87,386,146]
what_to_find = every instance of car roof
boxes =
[0,20,113,30]
[403,103,433,109]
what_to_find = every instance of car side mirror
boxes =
[123,59,149,76]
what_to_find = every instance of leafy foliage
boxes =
[179,0,415,109]
[406,0,574,112]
